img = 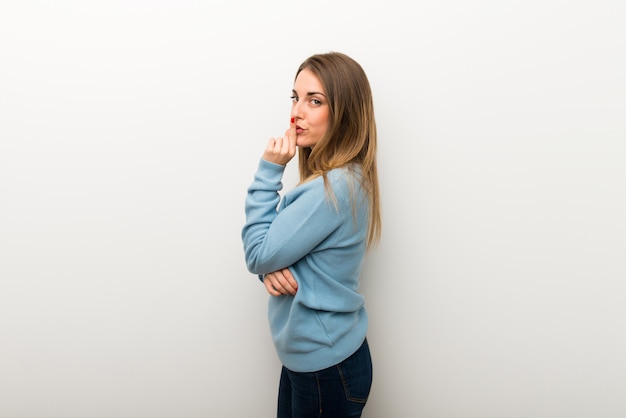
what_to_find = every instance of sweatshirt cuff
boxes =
[259,158,287,172]
[254,158,286,185]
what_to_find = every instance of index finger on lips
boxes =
[286,118,297,154]
[290,117,296,135]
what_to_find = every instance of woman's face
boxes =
[291,69,330,148]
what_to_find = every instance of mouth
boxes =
[296,125,304,134]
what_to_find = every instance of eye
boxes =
[311,98,322,105]
[290,95,298,102]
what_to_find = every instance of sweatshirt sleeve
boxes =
[242,159,348,275]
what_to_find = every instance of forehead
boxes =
[293,68,325,94]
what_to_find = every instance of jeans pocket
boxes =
[336,341,373,403]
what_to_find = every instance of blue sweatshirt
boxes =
[242,159,369,373]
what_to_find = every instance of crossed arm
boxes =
[257,120,299,297]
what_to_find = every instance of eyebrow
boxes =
[292,89,327,97]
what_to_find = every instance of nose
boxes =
[291,100,303,121]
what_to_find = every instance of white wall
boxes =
[1,1,624,417]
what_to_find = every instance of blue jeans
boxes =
[277,338,372,418]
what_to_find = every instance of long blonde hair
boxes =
[295,52,381,249]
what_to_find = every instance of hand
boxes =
[262,118,297,166]
[263,268,298,296]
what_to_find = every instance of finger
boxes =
[276,276,297,295]
[267,137,286,161]
[273,269,297,295]
[278,134,288,154]
[287,117,297,153]
[266,137,278,152]
[267,272,293,296]
[280,268,298,293]
[268,271,288,295]
[263,275,282,296]
[272,137,282,152]
[289,117,297,137]
[276,135,294,161]
[267,270,297,296]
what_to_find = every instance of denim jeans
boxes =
[277,338,372,418]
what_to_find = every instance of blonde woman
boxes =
[242,51,381,418]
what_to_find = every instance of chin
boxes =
[297,138,318,148]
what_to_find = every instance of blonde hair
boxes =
[295,52,381,249]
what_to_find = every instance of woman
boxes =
[242,51,381,417]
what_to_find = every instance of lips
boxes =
[296,125,304,134]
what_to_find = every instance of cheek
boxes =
[319,112,330,131]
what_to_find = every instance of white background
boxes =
[1,1,625,417]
